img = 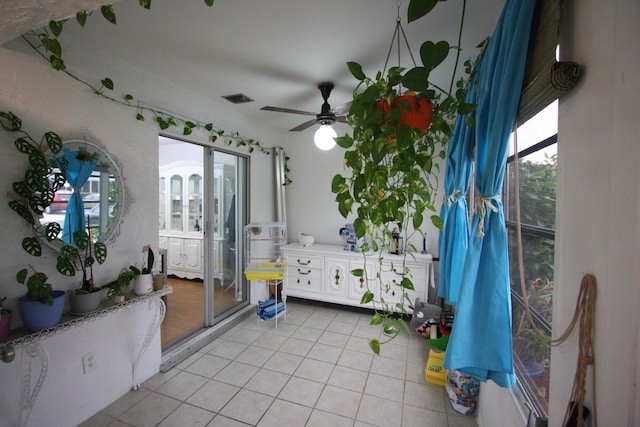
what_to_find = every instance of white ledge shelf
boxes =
[1,285,173,350]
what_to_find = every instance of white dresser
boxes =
[285,243,433,312]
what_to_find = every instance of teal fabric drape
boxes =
[437,71,477,305]
[56,147,98,244]
[442,0,537,388]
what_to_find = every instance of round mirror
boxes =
[39,139,126,247]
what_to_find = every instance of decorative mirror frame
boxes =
[41,138,129,249]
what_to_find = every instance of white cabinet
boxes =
[159,161,204,279]
[165,237,203,280]
[286,244,433,312]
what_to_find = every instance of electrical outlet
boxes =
[82,351,96,374]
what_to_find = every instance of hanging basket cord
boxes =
[553,274,597,427]
[512,123,597,426]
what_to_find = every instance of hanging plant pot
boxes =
[376,95,433,135]
[396,95,433,131]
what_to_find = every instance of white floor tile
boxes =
[243,369,290,397]
[315,384,362,419]
[214,361,260,387]
[185,353,231,378]
[186,379,240,413]
[156,371,209,401]
[277,376,324,407]
[157,403,215,427]
[327,365,369,392]
[257,398,312,427]
[264,351,304,375]
[118,392,181,427]
[219,389,274,425]
[356,394,403,427]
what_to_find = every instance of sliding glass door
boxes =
[159,136,248,349]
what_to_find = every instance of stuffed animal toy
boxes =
[409,298,442,337]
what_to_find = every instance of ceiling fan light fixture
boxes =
[314,124,337,150]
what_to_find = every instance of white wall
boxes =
[0,44,281,426]
[282,127,446,254]
[478,0,640,426]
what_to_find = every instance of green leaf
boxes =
[458,102,476,115]
[22,237,42,256]
[183,126,192,135]
[45,222,61,241]
[45,131,62,153]
[101,5,117,25]
[360,290,374,305]
[39,35,62,57]
[205,123,214,131]
[351,268,364,277]
[401,277,415,291]
[402,67,429,93]
[49,55,66,71]
[76,11,88,27]
[16,269,28,284]
[420,41,450,73]
[94,242,108,264]
[0,111,21,131]
[331,174,345,193]
[431,214,444,230]
[347,61,366,81]
[369,339,381,355]
[9,200,35,224]
[101,78,114,91]
[136,113,145,121]
[14,137,35,155]
[138,0,152,9]
[204,0,214,5]
[407,0,438,23]
[56,256,76,276]
[49,20,64,37]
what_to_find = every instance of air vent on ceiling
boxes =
[222,93,254,104]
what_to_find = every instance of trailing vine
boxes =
[18,0,292,184]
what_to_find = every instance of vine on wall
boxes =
[18,0,291,184]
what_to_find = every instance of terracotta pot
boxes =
[376,95,433,132]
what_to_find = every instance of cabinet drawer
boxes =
[380,260,427,281]
[288,254,325,270]
[287,266,323,293]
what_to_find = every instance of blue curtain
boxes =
[442,0,537,388]
[437,73,477,305]
[56,147,99,244]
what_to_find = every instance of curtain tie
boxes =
[476,195,500,237]
[443,189,462,207]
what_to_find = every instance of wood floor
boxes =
[161,276,241,348]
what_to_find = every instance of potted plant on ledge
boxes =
[131,245,155,295]
[16,266,65,332]
[59,228,108,314]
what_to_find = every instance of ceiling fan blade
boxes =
[290,118,318,132]
[332,101,352,116]
[335,116,348,124]
[261,106,317,116]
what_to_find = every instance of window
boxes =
[503,100,557,418]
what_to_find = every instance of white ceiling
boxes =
[0,0,505,135]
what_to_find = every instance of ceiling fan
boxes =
[260,82,351,132]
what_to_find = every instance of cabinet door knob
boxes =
[307,280,311,286]
[334,269,341,285]
[359,277,364,289]
[298,268,311,275]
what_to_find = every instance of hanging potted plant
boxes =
[131,245,155,295]
[332,0,478,354]
[16,266,66,332]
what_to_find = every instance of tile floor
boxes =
[81,300,478,427]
